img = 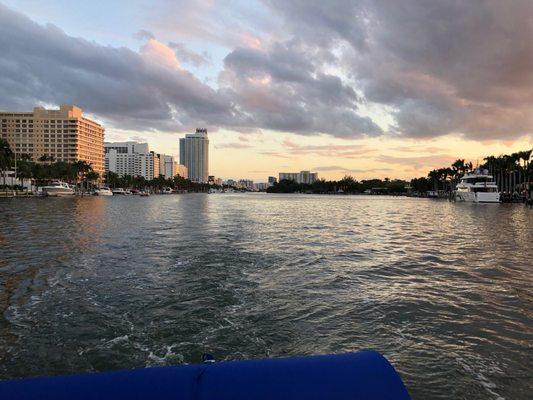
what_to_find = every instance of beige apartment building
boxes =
[0,105,105,177]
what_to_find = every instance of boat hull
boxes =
[455,191,499,203]
[0,351,411,400]
[42,189,74,197]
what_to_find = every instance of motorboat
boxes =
[162,187,173,194]
[41,181,74,197]
[112,188,127,195]
[94,187,113,196]
[455,169,500,203]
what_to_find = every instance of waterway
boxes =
[0,194,531,399]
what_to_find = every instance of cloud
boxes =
[0,4,236,132]
[264,0,533,140]
[168,42,210,67]
[220,40,383,138]
[133,29,155,41]
[214,142,253,149]
[258,151,291,159]
[313,165,393,173]
[281,139,373,158]
[140,39,182,70]
[1,1,532,143]
[375,154,457,170]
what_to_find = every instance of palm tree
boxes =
[451,159,466,188]
[428,169,440,191]
[72,160,93,192]
[85,171,99,190]
[16,159,34,191]
[518,149,532,186]
[0,138,14,187]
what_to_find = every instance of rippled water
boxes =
[0,194,532,399]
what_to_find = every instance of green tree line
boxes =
[105,172,212,192]
[267,176,409,194]
[414,150,532,193]
[0,138,209,192]
[267,149,532,195]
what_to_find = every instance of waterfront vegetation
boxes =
[105,172,212,192]
[0,139,211,192]
[419,150,532,193]
[2,138,531,196]
[268,149,532,195]
[267,176,409,194]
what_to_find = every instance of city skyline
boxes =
[0,1,531,182]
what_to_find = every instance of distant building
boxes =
[163,155,175,179]
[105,141,161,180]
[0,105,105,177]
[238,179,255,191]
[268,176,277,186]
[179,128,209,183]
[174,163,188,178]
[279,171,318,184]
[256,182,269,191]
[152,151,161,179]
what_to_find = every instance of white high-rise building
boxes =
[179,128,209,183]
[163,155,175,179]
[105,141,161,180]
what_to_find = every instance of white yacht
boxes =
[41,181,75,197]
[94,187,113,196]
[455,169,500,203]
[112,188,127,195]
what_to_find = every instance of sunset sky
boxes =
[1,1,531,181]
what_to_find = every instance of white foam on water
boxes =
[106,335,129,346]
[146,344,183,367]
[456,356,505,400]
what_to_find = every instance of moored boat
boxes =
[112,188,127,195]
[455,169,500,203]
[94,187,113,196]
[41,181,74,197]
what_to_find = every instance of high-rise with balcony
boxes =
[179,128,209,183]
[0,105,105,177]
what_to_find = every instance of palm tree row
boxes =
[105,172,213,192]
[426,149,532,193]
[0,139,99,190]
[481,150,532,192]
[0,138,14,186]
[427,159,473,192]
[267,176,409,194]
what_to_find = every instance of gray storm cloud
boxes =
[0,1,531,141]
[0,4,236,132]
[265,0,533,140]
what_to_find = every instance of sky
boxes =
[0,0,531,182]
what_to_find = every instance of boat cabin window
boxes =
[472,187,497,192]
[463,177,490,184]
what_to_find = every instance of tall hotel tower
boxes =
[179,128,209,183]
[0,105,105,177]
